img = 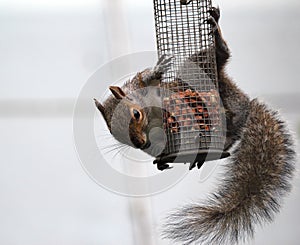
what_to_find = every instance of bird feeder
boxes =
[152,0,230,170]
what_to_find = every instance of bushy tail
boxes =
[162,99,296,244]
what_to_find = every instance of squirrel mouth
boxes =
[141,141,151,150]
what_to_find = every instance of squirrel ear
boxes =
[94,98,111,131]
[94,98,105,115]
[109,86,126,100]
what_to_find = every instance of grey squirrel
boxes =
[94,7,295,245]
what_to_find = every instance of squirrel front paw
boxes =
[152,54,173,76]
[142,54,173,86]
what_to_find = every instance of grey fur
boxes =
[95,7,296,244]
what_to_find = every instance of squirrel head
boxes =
[94,86,150,150]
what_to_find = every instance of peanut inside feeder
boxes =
[153,0,229,168]
[163,87,220,134]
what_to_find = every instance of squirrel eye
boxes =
[132,109,141,121]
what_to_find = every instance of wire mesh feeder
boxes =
[153,0,230,170]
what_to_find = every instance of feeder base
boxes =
[153,149,230,171]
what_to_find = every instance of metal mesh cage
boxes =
[153,0,229,166]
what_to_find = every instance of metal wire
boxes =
[153,0,226,156]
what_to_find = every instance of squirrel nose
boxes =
[141,140,151,149]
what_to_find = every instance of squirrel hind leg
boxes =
[190,7,230,71]
[205,8,230,69]
[208,6,220,23]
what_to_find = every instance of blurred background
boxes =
[0,0,300,244]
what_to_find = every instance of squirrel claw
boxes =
[208,6,220,23]
[204,16,219,34]
[142,54,173,86]
[153,54,173,75]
